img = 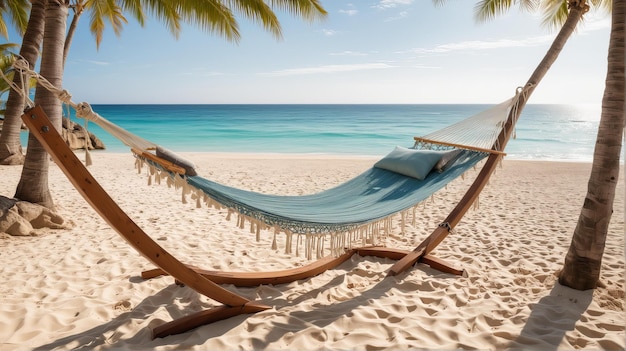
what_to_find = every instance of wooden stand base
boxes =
[22,106,466,339]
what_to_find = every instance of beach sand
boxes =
[0,153,624,350]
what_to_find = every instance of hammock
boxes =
[14,61,529,337]
[3,48,545,337]
[6,58,525,260]
[73,95,519,258]
[139,149,484,256]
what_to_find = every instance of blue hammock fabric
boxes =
[177,149,487,235]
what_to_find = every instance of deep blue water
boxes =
[23,103,602,161]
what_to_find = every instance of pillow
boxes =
[434,149,464,173]
[156,146,198,176]
[374,146,445,180]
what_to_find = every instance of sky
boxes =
[5,0,613,105]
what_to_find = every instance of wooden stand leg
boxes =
[153,302,270,339]
[421,254,466,276]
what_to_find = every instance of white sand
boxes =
[0,153,624,350]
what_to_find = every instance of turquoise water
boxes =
[26,103,602,161]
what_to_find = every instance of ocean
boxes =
[33,103,602,162]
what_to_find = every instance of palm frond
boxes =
[88,0,128,48]
[474,0,541,23]
[0,42,19,53]
[136,0,182,38]
[474,0,515,23]
[226,0,282,39]
[267,0,328,21]
[540,0,569,29]
[518,0,540,12]
[174,0,240,42]
[589,0,611,13]
[118,0,146,27]
[5,0,30,36]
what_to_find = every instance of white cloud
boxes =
[259,63,394,76]
[580,15,611,33]
[385,10,409,22]
[411,35,555,54]
[329,51,368,56]
[321,29,338,36]
[182,70,224,77]
[339,9,358,16]
[80,59,109,66]
[373,0,413,10]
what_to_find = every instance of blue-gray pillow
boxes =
[374,146,445,180]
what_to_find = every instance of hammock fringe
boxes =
[134,157,466,259]
[132,127,490,259]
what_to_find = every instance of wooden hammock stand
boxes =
[22,104,510,339]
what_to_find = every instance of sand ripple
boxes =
[0,155,623,350]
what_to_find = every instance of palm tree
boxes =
[0,0,45,166]
[8,0,327,207]
[14,0,66,208]
[559,0,624,290]
[0,0,30,143]
[438,0,621,291]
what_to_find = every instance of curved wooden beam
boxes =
[390,89,525,277]
[152,303,269,339]
[22,106,270,337]
[388,155,502,276]
[142,246,464,288]
[143,249,356,287]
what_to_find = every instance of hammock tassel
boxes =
[473,196,480,211]
[85,148,92,167]
[271,227,278,250]
[361,227,367,247]
[238,214,245,229]
[134,158,142,174]
[304,235,311,260]
[285,230,293,254]
[316,235,324,259]
[295,235,302,257]
[347,230,352,249]
[180,179,190,204]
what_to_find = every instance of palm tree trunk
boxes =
[63,1,84,67]
[0,0,46,165]
[496,0,588,148]
[559,0,625,290]
[14,0,68,208]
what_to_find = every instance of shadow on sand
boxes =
[508,282,593,350]
[32,258,455,350]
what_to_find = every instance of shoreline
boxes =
[86,149,600,163]
[0,153,624,350]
